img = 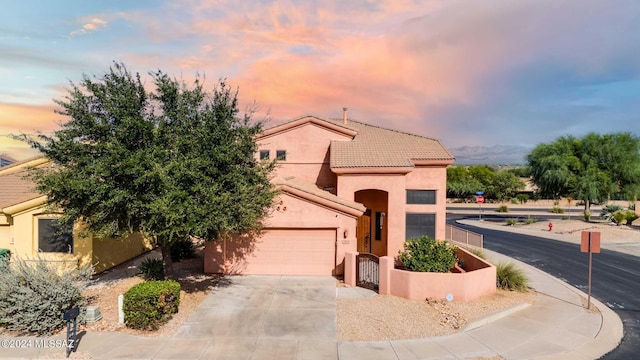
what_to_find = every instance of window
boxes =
[405,213,435,240]
[259,150,270,160]
[276,150,287,161]
[374,211,383,240]
[407,190,436,204]
[38,218,73,253]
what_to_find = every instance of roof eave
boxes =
[412,158,455,166]
[276,183,365,217]
[258,116,358,139]
[331,166,414,175]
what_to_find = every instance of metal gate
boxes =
[356,253,379,292]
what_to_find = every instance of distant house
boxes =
[0,157,152,273]
[0,155,16,168]
[205,113,455,276]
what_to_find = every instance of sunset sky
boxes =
[2,0,639,161]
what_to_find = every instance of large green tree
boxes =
[21,63,276,274]
[527,133,640,209]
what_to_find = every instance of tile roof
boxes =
[0,168,41,209]
[274,176,365,214]
[325,119,455,168]
[0,156,48,210]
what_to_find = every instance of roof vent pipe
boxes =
[343,107,348,125]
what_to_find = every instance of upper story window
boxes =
[276,150,287,161]
[38,218,73,253]
[259,150,270,160]
[406,190,436,204]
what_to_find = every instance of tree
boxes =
[527,133,640,210]
[491,171,525,201]
[20,63,276,275]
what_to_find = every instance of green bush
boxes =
[550,206,565,214]
[495,205,509,213]
[0,256,93,335]
[139,258,164,281]
[399,236,457,273]
[510,198,519,204]
[496,262,529,291]
[123,280,180,330]
[468,247,486,259]
[524,218,536,225]
[625,210,638,225]
[170,239,195,262]
[506,218,517,226]
[600,204,625,222]
[516,194,529,204]
[583,211,591,222]
[612,210,626,225]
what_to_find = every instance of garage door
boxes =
[242,229,336,275]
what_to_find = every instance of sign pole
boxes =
[588,232,592,310]
[581,231,600,310]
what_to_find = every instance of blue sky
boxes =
[2,0,640,160]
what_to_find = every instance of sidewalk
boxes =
[0,223,624,359]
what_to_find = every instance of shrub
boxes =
[496,262,529,291]
[600,204,625,222]
[550,206,565,214]
[123,280,180,330]
[510,198,519,204]
[399,236,457,273]
[524,218,536,225]
[0,256,93,335]
[625,210,639,225]
[516,194,529,204]
[170,239,195,262]
[468,247,486,259]
[495,205,509,213]
[612,210,626,225]
[583,211,591,222]
[506,218,517,226]
[139,258,164,281]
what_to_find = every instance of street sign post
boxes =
[476,192,484,221]
[581,231,601,309]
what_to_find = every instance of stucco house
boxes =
[0,157,152,273]
[204,113,455,276]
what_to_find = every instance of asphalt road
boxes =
[448,215,640,360]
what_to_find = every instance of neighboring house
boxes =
[0,157,152,273]
[0,155,16,167]
[205,113,455,276]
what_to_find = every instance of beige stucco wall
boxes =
[0,223,10,250]
[2,207,151,273]
[257,123,351,190]
[88,232,153,274]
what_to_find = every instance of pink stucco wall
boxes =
[405,167,448,241]
[344,248,496,302]
[204,193,359,275]
[337,174,407,257]
[257,122,351,189]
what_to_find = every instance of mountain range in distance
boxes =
[449,145,533,166]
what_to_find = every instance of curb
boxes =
[461,302,531,332]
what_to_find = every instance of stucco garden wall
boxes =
[345,248,496,302]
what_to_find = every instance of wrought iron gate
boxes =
[356,253,379,292]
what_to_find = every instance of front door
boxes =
[356,210,371,253]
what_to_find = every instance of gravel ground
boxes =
[337,289,536,341]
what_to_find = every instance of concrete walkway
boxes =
[0,226,624,359]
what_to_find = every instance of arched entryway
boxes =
[354,189,388,257]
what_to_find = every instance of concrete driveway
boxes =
[173,275,338,359]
